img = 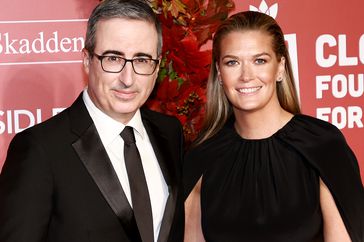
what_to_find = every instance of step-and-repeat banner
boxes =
[0,0,363,181]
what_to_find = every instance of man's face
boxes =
[83,18,159,124]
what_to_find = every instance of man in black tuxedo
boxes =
[0,1,184,241]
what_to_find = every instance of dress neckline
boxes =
[228,115,297,142]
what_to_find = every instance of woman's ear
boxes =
[215,62,223,85]
[215,62,221,76]
[277,56,286,82]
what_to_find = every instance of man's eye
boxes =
[106,56,122,62]
[134,58,151,64]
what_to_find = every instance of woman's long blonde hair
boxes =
[195,11,301,145]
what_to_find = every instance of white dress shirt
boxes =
[83,89,168,241]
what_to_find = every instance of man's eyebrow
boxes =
[134,52,153,59]
[101,50,123,56]
[100,50,153,59]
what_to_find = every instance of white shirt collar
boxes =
[82,89,145,147]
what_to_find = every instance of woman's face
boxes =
[217,30,285,115]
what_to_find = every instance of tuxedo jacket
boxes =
[0,94,184,242]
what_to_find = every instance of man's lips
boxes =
[113,89,138,99]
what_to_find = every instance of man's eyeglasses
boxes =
[93,53,159,75]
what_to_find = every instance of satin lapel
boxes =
[72,124,134,223]
[157,187,177,242]
[69,95,135,235]
[142,119,177,242]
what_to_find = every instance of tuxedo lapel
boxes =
[143,121,173,185]
[68,96,181,242]
[72,124,134,223]
[69,95,138,240]
[142,115,178,242]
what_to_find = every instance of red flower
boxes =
[146,0,235,146]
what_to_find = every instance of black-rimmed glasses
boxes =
[93,53,159,75]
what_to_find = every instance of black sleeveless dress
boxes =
[184,115,364,242]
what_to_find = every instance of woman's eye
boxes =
[225,60,238,66]
[255,58,266,64]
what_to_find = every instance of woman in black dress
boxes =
[184,11,364,242]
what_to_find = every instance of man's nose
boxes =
[119,61,135,86]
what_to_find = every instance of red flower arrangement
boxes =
[97,0,235,145]
[147,0,235,145]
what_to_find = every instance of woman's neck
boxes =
[233,107,293,140]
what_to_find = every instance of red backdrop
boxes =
[0,0,363,182]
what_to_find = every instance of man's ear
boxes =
[82,48,90,74]
[155,54,162,73]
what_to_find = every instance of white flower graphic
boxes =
[249,0,278,19]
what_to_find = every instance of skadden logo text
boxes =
[0,19,87,64]
[0,108,65,134]
[0,31,84,55]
